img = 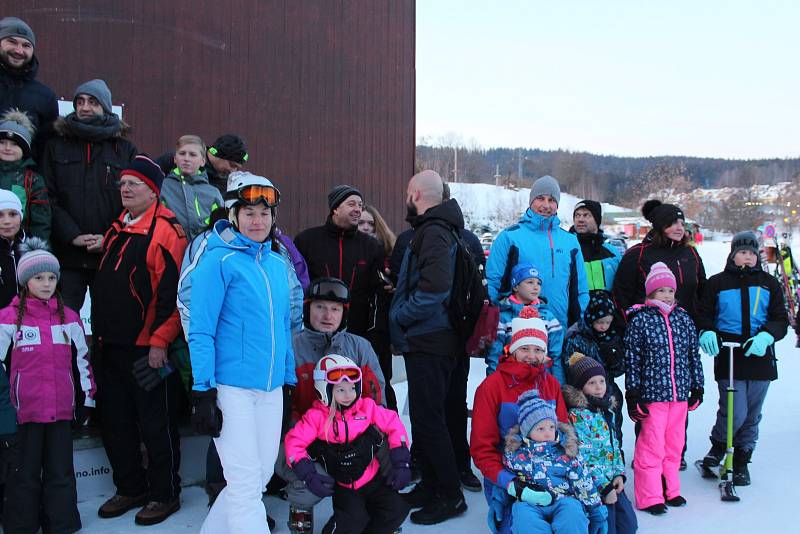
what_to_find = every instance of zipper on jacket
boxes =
[338,235,344,279]
[256,248,277,388]
[547,223,555,275]
[13,372,20,410]
[677,261,684,284]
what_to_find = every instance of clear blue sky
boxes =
[416,0,799,159]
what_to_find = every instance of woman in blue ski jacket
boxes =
[188,172,296,534]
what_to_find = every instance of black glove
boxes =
[625,390,649,422]
[191,388,223,437]
[292,457,335,498]
[132,355,174,392]
[0,434,18,484]
[386,445,411,490]
[688,387,703,411]
[597,339,625,377]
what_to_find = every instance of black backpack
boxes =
[448,229,486,344]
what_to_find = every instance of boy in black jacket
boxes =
[696,231,788,486]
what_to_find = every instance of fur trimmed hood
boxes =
[561,384,618,411]
[504,422,578,458]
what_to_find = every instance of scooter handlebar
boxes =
[722,342,741,349]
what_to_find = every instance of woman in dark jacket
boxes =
[613,200,706,322]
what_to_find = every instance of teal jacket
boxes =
[0,363,15,438]
[486,209,589,330]
[562,385,625,496]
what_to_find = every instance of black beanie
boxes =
[730,231,759,257]
[642,199,684,232]
[122,155,165,194]
[584,291,616,325]
[209,134,248,164]
[574,199,602,228]
[328,185,363,211]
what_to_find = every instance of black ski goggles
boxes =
[307,278,350,303]
[225,184,280,207]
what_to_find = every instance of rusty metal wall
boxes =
[10,0,415,235]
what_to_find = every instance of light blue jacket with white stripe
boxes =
[188,220,297,392]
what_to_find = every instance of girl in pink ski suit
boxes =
[0,239,95,533]
[623,262,703,515]
[284,354,410,534]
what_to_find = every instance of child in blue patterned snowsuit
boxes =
[502,389,605,534]
[564,354,637,534]
[486,263,564,381]
[624,262,703,515]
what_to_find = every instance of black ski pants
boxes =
[98,344,181,503]
[322,475,409,534]
[404,350,463,499]
[2,421,81,534]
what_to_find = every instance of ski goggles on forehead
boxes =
[325,366,362,385]
[226,184,280,207]
[308,280,349,301]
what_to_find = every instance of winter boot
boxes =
[733,448,752,486]
[288,505,314,534]
[702,438,727,468]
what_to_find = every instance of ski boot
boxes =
[703,439,726,468]
[288,505,314,534]
[733,448,752,486]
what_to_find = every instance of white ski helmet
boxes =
[313,354,362,406]
[224,171,280,209]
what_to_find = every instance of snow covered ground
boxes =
[69,240,800,533]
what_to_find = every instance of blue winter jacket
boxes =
[486,209,589,330]
[188,220,297,392]
[623,302,703,402]
[486,296,565,382]
[178,227,303,338]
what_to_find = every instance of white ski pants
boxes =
[200,385,283,534]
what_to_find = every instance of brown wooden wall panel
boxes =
[6,0,415,236]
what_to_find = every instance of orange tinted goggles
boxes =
[325,366,362,384]
[233,184,281,207]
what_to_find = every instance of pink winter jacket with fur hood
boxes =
[284,396,408,489]
[0,296,95,424]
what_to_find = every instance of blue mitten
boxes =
[487,483,508,534]
[743,331,774,357]
[506,479,553,506]
[588,504,609,534]
[699,331,720,357]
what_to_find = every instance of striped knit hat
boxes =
[508,306,548,354]
[517,389,557,439]
[567,352,606,390]
[645,261,676,296]
[17,237,60,285]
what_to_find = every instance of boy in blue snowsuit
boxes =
[486,263,565,381]
[696,231,788,486]
[503,389,606,534]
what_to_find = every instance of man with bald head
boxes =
[390,170,470,525]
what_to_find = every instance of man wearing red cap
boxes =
[92,155,187,526]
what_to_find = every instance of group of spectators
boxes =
[0,15,788,534]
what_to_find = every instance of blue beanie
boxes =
[511,263,542,288]
[517,389,557,439]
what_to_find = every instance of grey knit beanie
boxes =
[73,79,113,115]
[0,17,35,47]
[0,109,34,158]
[529,175,561,205]
[517,389,557,439]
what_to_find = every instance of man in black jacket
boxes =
[294,185,384,339]
[389,170,468,525]
[0,17,58,159]
[41,79,137,310]
[389,180,483,495]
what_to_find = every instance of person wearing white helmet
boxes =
[284,355,410,534]
[187,170,298,534]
